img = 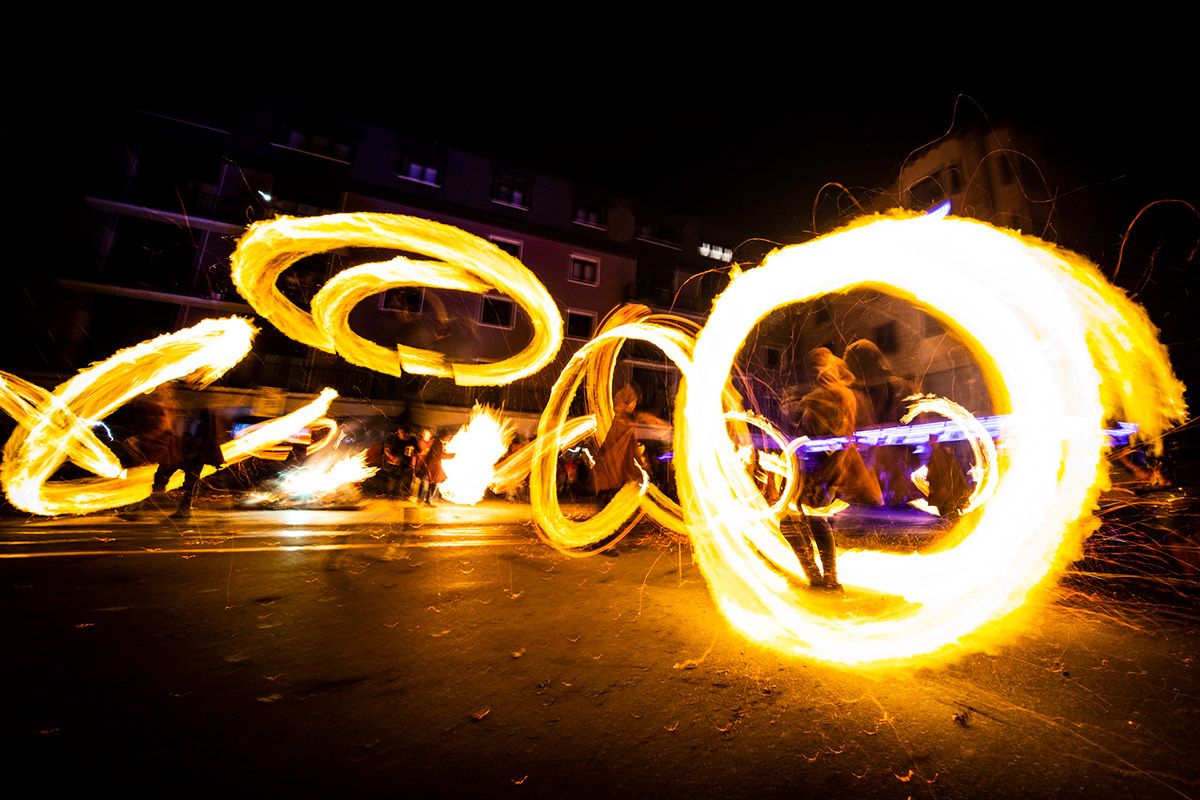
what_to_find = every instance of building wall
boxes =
[11,101,748,432]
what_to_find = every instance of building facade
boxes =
[5,100,753,435]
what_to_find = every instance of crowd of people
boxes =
[105,339,976,580]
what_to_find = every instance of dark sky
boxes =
[347,83,1199,255]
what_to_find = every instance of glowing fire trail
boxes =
[221,210,1185,669]
[679,213,1185,667]
[277,449,377,500]
[440,405,515,505]
[900,394,999,517]
[0,318,339,517]
[231,213,563,386]
[1,318,254,516]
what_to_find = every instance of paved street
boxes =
[2,501,1197,798]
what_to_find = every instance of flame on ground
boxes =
[278,449,377,500]
[440,405,515,505]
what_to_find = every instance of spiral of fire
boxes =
[230,213,563,386]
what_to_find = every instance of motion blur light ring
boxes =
[530,320,698,553]
[1,319,256,516]
[679,214,1184,667]
[231,213,563,386]
[1,319,340,517]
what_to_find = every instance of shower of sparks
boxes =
[440,404,515,505]
[277,449,378,500]
[230,213,563,386]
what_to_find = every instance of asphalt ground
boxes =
[1,500,1197,798]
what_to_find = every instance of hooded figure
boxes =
[784,349,881,590]
[592,384,645,497]
[844,339,919,505]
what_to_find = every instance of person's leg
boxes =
[810,517,839,589]
[783,515,824,585]
[170,467,202,519]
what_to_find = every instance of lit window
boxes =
[489,236,522,260]
[398,155,442,187]
[565,310,596,340]
[698,242,733,262]
[480,294,516,328]
[572,202,607,229]
[492,173,532,210]
[569,255,600,286]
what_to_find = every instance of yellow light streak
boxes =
[530,318,698,553]
[440,404,516,505]
[1,320,338,516]
[678,213,1185,667]
[223,390,338,464]
[231,213,563,385]
[1,318,254,516]
[900,394,999,517]
[16,210,1181,671]
[278,449,377,498]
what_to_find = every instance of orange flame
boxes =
[440,405,515,505]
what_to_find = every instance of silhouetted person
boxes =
[844,339,919,505]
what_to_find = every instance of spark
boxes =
[277,450,378,500]
[440,404,515,505]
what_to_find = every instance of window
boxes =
[762,346,782,370]
[274,121,354,163]
[480,294,516,328]
[379,287,424,313]
[636,216,682,248]
[565,310,596,340]
[698,242,733,262]
[569,255,600,286]
[572,201,607,229]
[489,236,522,260]
[492,173,532,210]
[908,175,944,208]
[398,155,442,187]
